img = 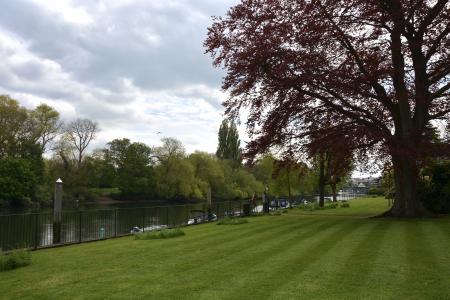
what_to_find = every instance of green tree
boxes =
[0,96,44,206]
[154,138,204,200]
[0,158,37,206]
[155,157,205,200]
[188,152,226,198]
[104,139,155,199]
[154,137,185,162]
[0,95,31,157]
[216,120,242,165]
[30,103,62,152]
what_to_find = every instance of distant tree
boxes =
[155,157,204,200]
[0,95,31,157]
[53,136,75,171]
[65,118,98,169]
[308,132,354,205]
[82,150,115,189]
[0,158,37,206]
[0,96,44,206]
[188,152,225,197]
[216,119,242,165]
[153,138,204,200]
[273,157,309,206]
[30,103,62,152]
[154,137,186,163]
[206,1,450,217]
[104,139,155,198]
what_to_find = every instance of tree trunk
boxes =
[287,168,292,208]
[331,183,337,202]
[383,154,430,217]
[318,156,325,207]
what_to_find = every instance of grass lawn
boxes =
[1,197,449,299]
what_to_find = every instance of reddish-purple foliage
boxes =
[205,0,450,216]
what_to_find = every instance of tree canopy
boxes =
[206,0,450,217]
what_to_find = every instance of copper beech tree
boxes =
[205,0,450,217]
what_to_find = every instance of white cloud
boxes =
[0,0,244,154]
[30,0,94,25]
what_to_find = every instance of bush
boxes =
[298,203,319,211]
[217,217,248,225]
[420,161,450,214]
[134,228,185,240]
[341,202,350,208]
[0,250,32,272]
[326,203,338,209]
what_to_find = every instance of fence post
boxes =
[166,207,169,228]
[142,209,145,232]
[34,214,39,250]
[79,211,82,243]
[114,209,118,237]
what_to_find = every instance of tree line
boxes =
[0,96,349,209]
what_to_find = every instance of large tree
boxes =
[206,0,450,217]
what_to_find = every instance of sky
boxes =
[0,0,242,153]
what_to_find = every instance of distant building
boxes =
[342,176,381,194]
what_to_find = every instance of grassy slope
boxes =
[0,197,449,300]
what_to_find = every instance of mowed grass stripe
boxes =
[272,219,393,300]
[216,219,362,299]
[130,217,319,282]
[104,217,332,299]
[403,220,450,299]
[12,217,318,299]
[336,219,393,299]
[37,216,275,267]
[160,218,343,298]
[352,220,409,300]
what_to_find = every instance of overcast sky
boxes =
[0,0,242,153]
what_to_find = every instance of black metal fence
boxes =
[0,201,247,251]
[1,192,367,252]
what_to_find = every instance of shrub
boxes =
[282,209,289,213]
[269,211,282,216]
[341,203,350,208]
[134,228,185,240]
[0,250,32,272]
[298,203,319,211]
[420,161,450,214]
[217,217,248,225]
[326,203,338,209]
